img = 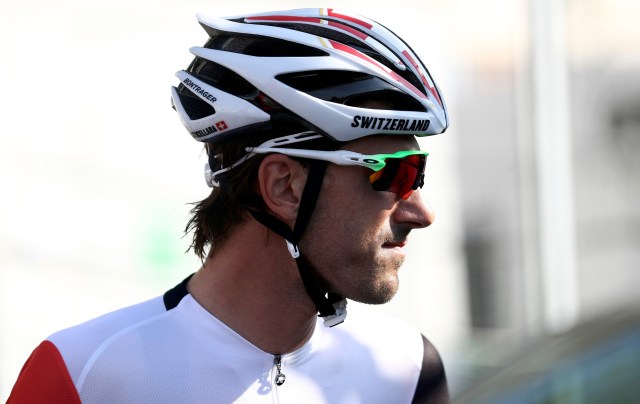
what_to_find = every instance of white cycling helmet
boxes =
[172,8,449,327]
[171,8,448,144]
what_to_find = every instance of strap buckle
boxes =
[322,298,348,327]
[286,240,300,259]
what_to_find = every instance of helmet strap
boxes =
[248,160,347,327]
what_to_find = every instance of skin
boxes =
[302,135,434,305]
[188,134,434,355]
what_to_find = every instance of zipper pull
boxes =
[274,354,286,386]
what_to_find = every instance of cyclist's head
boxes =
[173,8,449,259]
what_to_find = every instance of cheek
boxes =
[302,199,358,258]
[306,167,394,252]
[310,201,386,258]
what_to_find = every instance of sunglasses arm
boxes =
[248,148,384,170]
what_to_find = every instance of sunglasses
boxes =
[247,147,428,199]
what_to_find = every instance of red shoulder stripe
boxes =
[7,340,81,404]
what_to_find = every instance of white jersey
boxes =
[9,276,449,403]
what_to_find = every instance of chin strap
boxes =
[248,160,347,327]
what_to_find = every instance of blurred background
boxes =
[1,0,639,402]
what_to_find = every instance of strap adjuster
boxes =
[286,240,300,258]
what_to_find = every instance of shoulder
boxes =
[315,305,422,400]
[8,295,168,403]
[327,304,450,403]
[337,303,424,357]
[412,333,450,404]
[47,296,168,384]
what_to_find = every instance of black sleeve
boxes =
[411,334,450,404]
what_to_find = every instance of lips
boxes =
[383,240,407,248]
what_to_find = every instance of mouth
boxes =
[382,240,407,249]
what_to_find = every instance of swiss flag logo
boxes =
[215,121,228,131]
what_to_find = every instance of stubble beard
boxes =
[303,235,406,306]
[356,251,404,305]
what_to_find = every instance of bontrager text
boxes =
[182,78,217,103]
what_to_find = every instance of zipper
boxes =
[273,354,286,386]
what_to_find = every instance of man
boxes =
[9,8,450,403]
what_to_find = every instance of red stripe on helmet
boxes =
[246,15,369,41]
[245,16,322,24]
[328,21,368,40]
[327,9,374,30]
[401,50,442,107]
[329,40,427,101]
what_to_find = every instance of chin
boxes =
[354,278,399,305]
[357,293,396,306]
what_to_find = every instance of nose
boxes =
[393,190,435,229]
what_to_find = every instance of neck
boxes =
[187,219,318,355]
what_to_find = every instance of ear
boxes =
[257,154,307,227]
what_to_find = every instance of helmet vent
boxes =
[175,86,216,120]
[187,57,258,100]
[277,70,425,112]
[262,22,386,64]
[202,29,328,58]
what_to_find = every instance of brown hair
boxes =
[185,126,338,260]
[185,131,272,260]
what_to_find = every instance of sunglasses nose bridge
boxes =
[418,172,425,189]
